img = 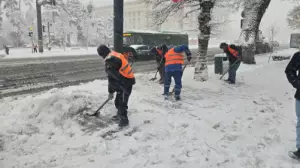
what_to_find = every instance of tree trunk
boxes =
[194,1,214,81]
[240,0,271,64]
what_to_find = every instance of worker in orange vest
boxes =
[97,45,136,127]
[164,45,192,100]
[150,44,168,84]
[123,52,129,60]
[220,42,242,84]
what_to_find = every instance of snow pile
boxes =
[271,48,299,57]
[2,47,98,59]
[1,52,300,167]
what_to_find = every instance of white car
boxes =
[0,49,6,58]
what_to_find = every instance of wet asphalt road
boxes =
[0,46,288,98]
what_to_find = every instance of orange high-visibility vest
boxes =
[164,48,184,66]
[156,48,163,56]
[123,52,129,60]
[107,51,134,79]
[228,46,239,57]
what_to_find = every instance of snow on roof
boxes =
[129,45,147,49]
[124,29,187,35]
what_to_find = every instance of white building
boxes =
[95,0,185,32]
[94,0,230,45]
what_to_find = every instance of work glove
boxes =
[187,56,192,62]
[108,93,114,100]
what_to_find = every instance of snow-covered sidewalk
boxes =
[1,53,300,168]
[0,45,221,59]
[0,47,98,59]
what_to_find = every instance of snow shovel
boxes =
[149,70,159,81]
[150,57,164,81]
[219,60,239,80]
[86,98,111,117]
[169,63,188,95]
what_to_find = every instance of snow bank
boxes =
[1,52,300,167]
[2,47,98,59]
[271,48,299,57]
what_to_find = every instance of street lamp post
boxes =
[113,0,124,53]
[36,0,56,53]
[36,0,43,53]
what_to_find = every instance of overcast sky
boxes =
[85,0,296,44]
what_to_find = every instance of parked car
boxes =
[270,41,280,48]
[129,45,155,61]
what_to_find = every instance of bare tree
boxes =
[287,5,300,30]
[268,24,278,49]
[239,0,271,64]
[194,1,215,81]
[94,15,113,46]
[3,0,27,47]
[85,1,94,49]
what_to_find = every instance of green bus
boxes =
[123,30,189,48]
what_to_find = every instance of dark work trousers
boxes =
[164,71,182,96]
[114,85,133,118]
[228,61,241,83]
[158,64,165,82]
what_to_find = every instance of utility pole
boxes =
[36,0,43,53]
[113,0,124,53]
[36,0,56,53]
[47,22,51,50]
[29,25,34,53]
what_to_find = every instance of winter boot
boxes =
[164,94,169,100]
[174,95,181,101]
[293,149,300,158]
[119,116,129,127]
[111,115,120,122]
[228,80,235,84]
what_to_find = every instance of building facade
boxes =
[95,0,185,32]
[94,0,229,45]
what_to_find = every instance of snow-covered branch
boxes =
[287,5,300,30]
[142,0,199,26]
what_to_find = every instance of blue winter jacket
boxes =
[165,45,192,72]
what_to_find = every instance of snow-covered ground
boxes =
[1,50,300,168]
